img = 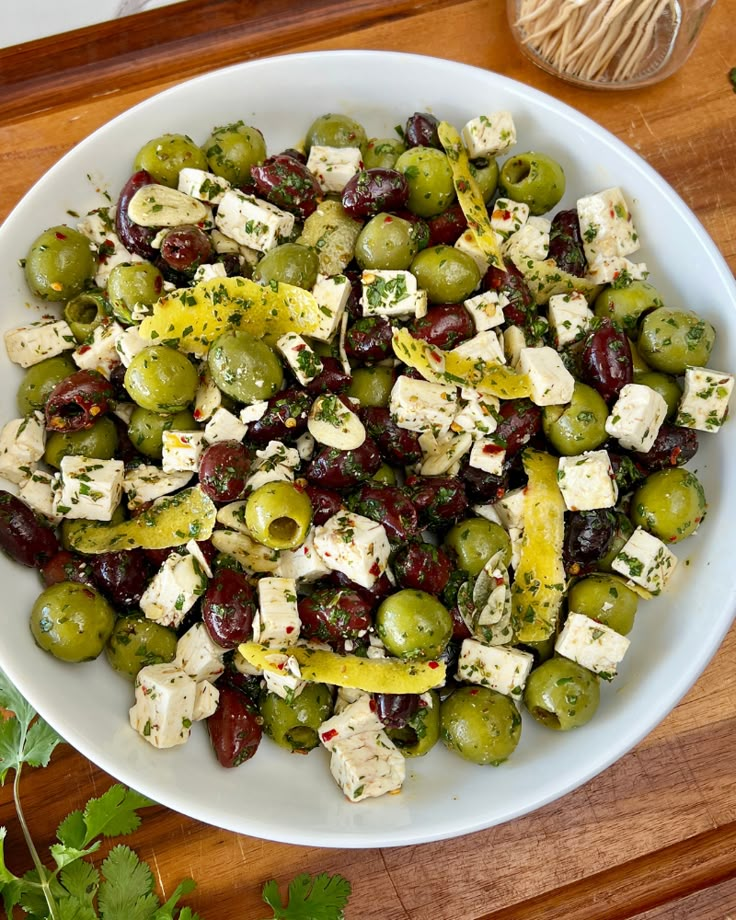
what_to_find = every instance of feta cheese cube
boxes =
[469,439,507,476]
[330,730,405,802]
[161,430,206,473]
[19,470,62,523]
[239,401,269,424]
[577,187,640,264]
[276,529,332,582]
[455,228,494,275]
[503,215,551,262]
[557,451,618,512]
[193,680,220,721]
[0,413,46,486]
[262,653,307,701]
[676,366,735,432]
[389,376,458,434]
[55,456,124,521]
[140,550,209,627]
[129,663,196,749]
[461,112,516,158]
[605,383,667,452]
[122,465,193,509]
[254,576,300,646]
[360,269,426,319]
[452,330,506,366]
[295,431,316,461]
[73,320,125,379]
[555,612,630,679]
[115,327,154,367]
[310,273,351,342]
[313,511,391,589]
[518,346,575,406]
[457,639,534,698]
[490,198,530,237]
[175,622,226,682]
[493,486,526,530]
[547,291,593,347]
[276,332,323,385]
[177,167,231,204]
[193,262,228,284]
[319,695,385,752]
[4,320,75,368]
[611,527,678,595]
[451,391,499,439]
[464,290,506,332]
[203,407,247,444]
[306,145,363,193]
[585,256,647,286]
[215,190,294,252]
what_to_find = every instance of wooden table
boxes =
[1,2,735,917]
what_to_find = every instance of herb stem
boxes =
[13,761,61,920]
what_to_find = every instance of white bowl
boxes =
[1,50,734,848]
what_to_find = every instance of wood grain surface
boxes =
[1,1,735,918]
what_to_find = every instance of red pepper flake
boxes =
[469,688,479,695]
[77,345,91,354]
[502,209,512,221]
[428,660,439,670]
[482,443,504,454]
[431,352,443,363]
[322,728,338,742]
[369,561,381,576]
[277,661,285,670]
[285,625,295,634]
[55,231,67,240]
[609,208,615,218]
[369,699,377,711]
[193,409,203,420]
[669,447,681,465]
[384,215,393,223]
[295,343,306,352]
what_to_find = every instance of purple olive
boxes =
[202,567,256,649]
[0,491,59,568]
[298,586,372,643]
[345,316,394,363]
[341,168,409,220]
[392,541,453,594]
[304,485,344,525]
[580,319,633,403]
[304,357,352,395]
[404,475,468,528]
[247,388,311,444]
[462,464,508,503]
[115,170,157,259]
[198,440,251,502]
[41,550,94,588]
[251,154,321,219]
[306,439,382,489]
[484,261,536,328]
[408,303,475,349]
[373,693,420,729]
[159,225,213,274]
[563,509,616,576]
[427,203,468,247]
[45,369,116,433]
[632,423,699,473]
[359,406,423,466]
[89,549,152,608]
[549,208,587,278]
[405,112,441,148]
[348,484,419,543]
[207,685,262,768]
[494,399,543,454]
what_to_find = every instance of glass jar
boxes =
[507,0,716,89]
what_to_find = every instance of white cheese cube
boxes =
[333,686,367,715]
[55,456,124,521]
[493,486,526,531]
[451,391,499,439]
[547,291,593,348]
[175,622,226,682]
[503,215,551,262]
[461,111,516,158]
[310,273,351,342]
[177,167,231,204]
[503,325,527,367]
[555,612,630,680]
[605,383,667,453]
[452,330,506,366]
[19,470,62,524]
[457,639,534,698]
[0,413,46,486]
[518,346,575,406]
[330,730,405,802]
[161,430,206,473]
[193,680,220,721]
[129,663,196,749]
[490,198,530,237]
[306,145,363,193]
[611,527,678,595]
[585,256,647,286]
[419,430,473,475]
[313,511,391,590]
[140,550,209,627]
[360,269,426,319]
[469,439,506,476]
[389,375,458,434]
[122,464,193,509]
[203,407,247,444]
[463,290,506,332]
[73,320,125,379]
[676,366,735,432]
[239,401,269,424]
[193,362,222,423]
[455,228,493,275]
[193,262,228,284]
[577,187,640,264]
[115,327,154,367]
[319,695,385,752]
[276,528,332,582]
[215,190,294,253]
[557,451,618,512]
[263,655,307,701]
[276,332,323,385]
[295,431,316,461]
[254,577,300,646]
[4,320,75,368]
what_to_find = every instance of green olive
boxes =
[363,137,406,169]
[305,113,367,152]
[31,581,116,662]
[628,336,651,376]
[105,615,177,680]
[204,122,266,185]
[245,481,312,550]
[376,589,453,660]
[372,463,397,486]
[410,245,480,304]
[596,511,634,573]
[542,382,608,455]
[395,147,456,218]
[17,354,77,415]
[208,331,283,404]
[637,307,716,375]
[252,243,319,290]
[133,133,207,187]
[354,213,419,271]
[386,690,440,757]
[124,345,198,414]
[64,291,109,342]
[635,371,682,419]
[498,151,565,216]
[259,683,334,753]
[440,686,522,765]
[346,366,395,408]
[469,157,499,204]
[631,467,706,543]
[523,657,600,730]
[520,635,556,666]
[127,407,198,459]
[107,262,164,325]
[593,280,663,338]
[568,574,638,635]
[444,517,512,576]
[24,226,96,302]
[44,417,118,469]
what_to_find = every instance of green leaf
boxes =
[263,873,352,920]
[23,718,64,768]
[0,827,25,917]
[0,668,63,783]
[50,840,101,871]
[60,858,100,905]
[56,894,100,920]
[151,877,197,919]
[97,844,160,920]
[0,716,23,784]
[0,826,19,884]
[20,868,69,915]
[0,668,36,730]
[83,785,155,846]
[57,810,88,850]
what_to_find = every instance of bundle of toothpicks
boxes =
[513,0,679,84]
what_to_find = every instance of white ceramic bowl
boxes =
[1,51,734,848]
